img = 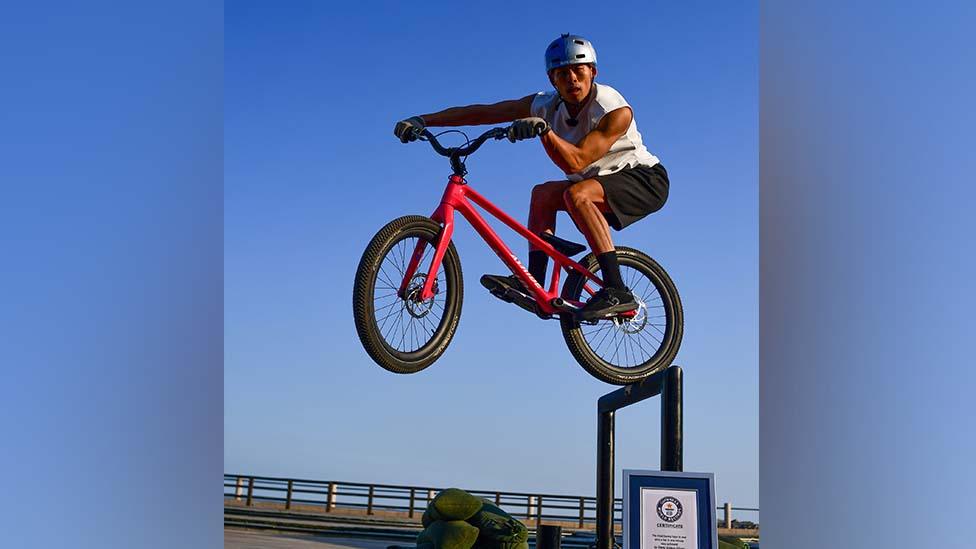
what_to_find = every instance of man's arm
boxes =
[540,107,633,174]
[420,95,535,127]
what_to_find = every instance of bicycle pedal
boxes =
[573,306,639,323]
[481,276,516,302]
[490,289,516,303]
[503,288,550,318]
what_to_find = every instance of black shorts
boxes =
[593,163,669,230]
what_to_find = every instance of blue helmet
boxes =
[545,33,597,73]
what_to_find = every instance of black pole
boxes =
[661,366,683,472]
[596,409,614,549]
[536,525,562,549]
[595,365,683,549]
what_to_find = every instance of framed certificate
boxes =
[622,470,717,549]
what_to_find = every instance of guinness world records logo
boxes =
[656,496,683,522]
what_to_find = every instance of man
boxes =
[394,34,669,320]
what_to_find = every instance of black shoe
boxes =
[578,287,638,320]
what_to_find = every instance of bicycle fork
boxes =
[397,208,455,303]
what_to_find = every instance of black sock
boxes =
[528,250,548,285]
[597,251,625,289]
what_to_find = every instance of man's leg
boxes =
[562,179,615,254]
[526,181,571,284]
[563,179,636,317]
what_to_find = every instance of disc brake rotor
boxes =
[403,273,438,318]
[613,296,648,334]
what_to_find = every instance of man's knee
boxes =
[563,181,590,209]
[563,179,603,209]
[531,181,569,208]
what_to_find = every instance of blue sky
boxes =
[225,1,757,513]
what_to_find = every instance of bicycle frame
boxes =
[398,174,604,316]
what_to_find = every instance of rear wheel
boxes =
[353,215,463,373]
[559,247,683,385]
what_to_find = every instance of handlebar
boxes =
[417,126,510,159]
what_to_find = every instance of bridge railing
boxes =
[223,474,758,531]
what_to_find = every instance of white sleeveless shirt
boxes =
[530,83,659,182]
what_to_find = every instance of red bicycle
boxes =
[353,127,683,385]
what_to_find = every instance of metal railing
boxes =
[224,474,758,531]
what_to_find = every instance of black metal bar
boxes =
[596,365,684,549]
[246,477,254,507]
[597,369,667,414]
[537,525,562,549]
[367,485,375,515]
[536,496,543,526]
[661,366,683,472]
[409,488,416,518]
[596,409,614,549]
[286,480,293,509]
[578,497,585,528]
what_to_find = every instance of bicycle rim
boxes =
[371,233,452,357]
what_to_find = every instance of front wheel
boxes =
[353,215,463,374]
[560,247,683,385]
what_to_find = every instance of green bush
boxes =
[423,506,444,528]
[432,488,484,521]
[466,501,528,543]
[426,519,480,549]
[717,536,749,549]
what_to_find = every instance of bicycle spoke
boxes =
[392,307,407,348]
[382,303,404,344]
[397,239,409,275]
[583,322,614,339]
[377,266,399,291]
[631,332,643,366]
[374,300,402,314]
[373,294,400,305]
[611,330,623,366]
[631,331,651,363]
[636,277,654,299]
[398,305,408,349]
[409,318,418,351]
[622,328,632,367]
[590,322,615,353]
[419,312,439,335]
[376,299,403,327]
[420,242,433,270]
[637,326,662,347]
[627,330,639,367]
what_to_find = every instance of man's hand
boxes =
[508,117,550,142]
[394,116,426,143]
